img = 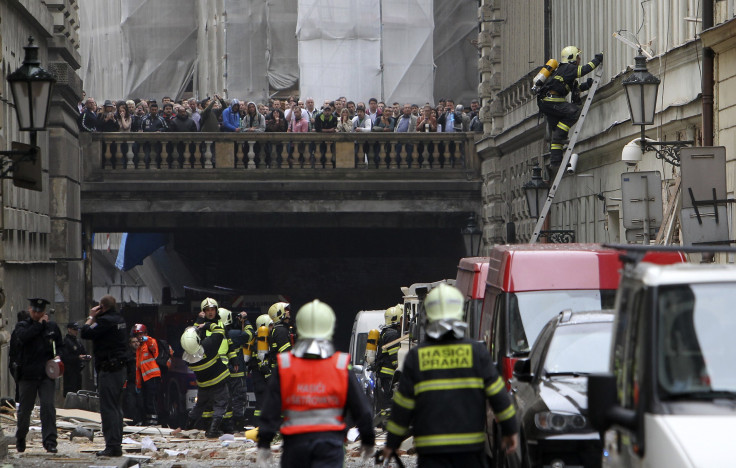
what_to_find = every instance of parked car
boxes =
[589,246,736,467]
[510,309,614,468]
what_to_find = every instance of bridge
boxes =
[80,132,482,232]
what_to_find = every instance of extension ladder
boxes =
[530,65,605,243]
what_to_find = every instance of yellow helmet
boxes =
[218,308,232,326]
[560,46,580,63]
[256,314,273,328]
[201,297,218,311]
[424,283,464,322]
[268,302,290,323]
[180,327,201,354]
[385,306,401,326]
[296,299,336,340]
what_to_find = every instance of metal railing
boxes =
[81,132,479,173]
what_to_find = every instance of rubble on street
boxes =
[0,405,416,467]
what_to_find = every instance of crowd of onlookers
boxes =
[77,93,484,134]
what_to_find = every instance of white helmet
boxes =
[268,302,290,324]
[424,283,464,322]
[201,297,218,311]
[296,300,336,340]
[180,327,202,354]
[256,314,273,328]
[385,306,401,326]
[218,308,233,326]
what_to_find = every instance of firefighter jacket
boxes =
[257,351,375,449]
[269,322,292,368]
[196,316,230,365]
[226,328,252,378]
[541,56,601,101]
[135,336,161,388]
[12,318,64,380]
[386,336,518,455]
[376,325,400,378]
[187,323,230,388]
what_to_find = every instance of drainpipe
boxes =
[702,0,714,146]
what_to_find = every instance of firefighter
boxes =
[131,323,162,426]
[195,298,230,429]
[248,314,273,422]
[256,300,374,468]
[180,321,230,438]
[536,46,602,172]
[268,302,292,368]
[374,305,401,413]
[383,283,519,467]
[220,308,253,432]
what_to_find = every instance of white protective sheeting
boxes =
[433,0,478,106]
[297,0,382,105]
[265,0,300,92]
[224,0,269,100]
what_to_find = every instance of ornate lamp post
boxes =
[461,213,482,256]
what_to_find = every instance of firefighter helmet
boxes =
[132,323,147,335]
[201,297,218,311]
[424,283,464,322]
[384,306,401,326]
[295,299,335,340]
[268,302,290,323]
[180,327,201,354]
[256,314,273,328]
[218,308,232,326]
[560,46,581,63]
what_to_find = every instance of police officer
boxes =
[383,284,519,467]
[13,298,63,453]
[537,46,602,172]
[374,305,401,413]
[81,295,128,457]
[248,314,273,422]
[256,300,374,468]
[268,302,292,368]
[180,321,231,438]
[60,321,90,396]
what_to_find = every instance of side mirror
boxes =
[512,358,533,383]
[588,373,637,432]
[353,364,363,374]
[410,322,418,340]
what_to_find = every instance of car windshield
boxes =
[544,322,613,375]
[658,284,736,397]
[509,290,616,354]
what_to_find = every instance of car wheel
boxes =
[166,382,185,428]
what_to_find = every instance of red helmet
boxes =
[132,323,147,335]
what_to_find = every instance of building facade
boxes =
[0,0,84,398]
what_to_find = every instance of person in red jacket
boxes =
[256,300,374,468]
[132,324,161,426]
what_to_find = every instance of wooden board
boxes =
[56,408,102,424]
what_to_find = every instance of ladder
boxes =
[530,65,605,243]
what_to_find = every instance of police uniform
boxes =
[537,54,602,166]
[14,298,63,453]
[385,336,518,467]
[258,351,375,467]
[185,322,231,436]
[375,323,400,410]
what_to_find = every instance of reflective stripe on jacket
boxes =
[278,351,350,435]
[136,337,161,387]
[189,323,230,387]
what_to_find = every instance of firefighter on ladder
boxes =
[374,305,401,416]
[536,46,603,174]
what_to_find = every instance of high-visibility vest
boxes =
[136,337,161,387]
[278,351,350,435]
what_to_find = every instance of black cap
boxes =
[67,322,79,330]
[28,298,50,312]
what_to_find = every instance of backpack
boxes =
[155,338,173,370]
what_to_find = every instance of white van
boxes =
[349,310,385,371]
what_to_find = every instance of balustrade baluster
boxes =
[204,141,213,168]
[273,142,283,169]
[427,141,435,168]
[297,142,305,168]
[382,141,391,168]
[437,141,446,168]
[404,142,414,169]
[126,141,135,169]
[448,140,457,168]
[101,140,111,169]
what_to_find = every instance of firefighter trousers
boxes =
[281,434,344,468]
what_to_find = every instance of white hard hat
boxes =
[201,297,218,311]
[218,308,233,326]
[256,314,273,328]
[268,302,290,323]
[180,327,202,354]
[384,306,401,325]
[424,283,464,322]
[296,300,336,340]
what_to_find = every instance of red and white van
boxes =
[454,256,489,341]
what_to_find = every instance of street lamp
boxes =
[622,50,691,166]
[0,36,56,184]
[461,213,482,256]
[524,164,575,243]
